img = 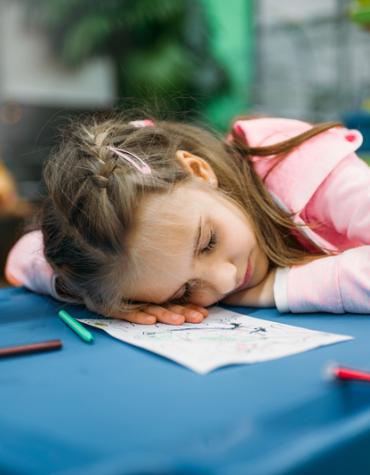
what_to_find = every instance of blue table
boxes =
[1,287,370,475]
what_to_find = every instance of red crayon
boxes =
[326,362,370,383]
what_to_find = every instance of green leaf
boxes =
[123,41,194,97]
[60,15,111,65]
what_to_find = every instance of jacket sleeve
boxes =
[5,230,59,299]
[280,154,370,313]
[286,246,370,313]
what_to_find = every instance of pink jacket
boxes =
[5,118,370,313]
[232,117,370,313]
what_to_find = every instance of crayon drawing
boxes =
[79,306,353,374]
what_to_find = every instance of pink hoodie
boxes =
[232,117,370,313]
[5,118,370,313]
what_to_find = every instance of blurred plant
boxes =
[349,0,370,30]
[23,0,230,118]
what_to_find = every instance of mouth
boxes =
[235,260,253,292]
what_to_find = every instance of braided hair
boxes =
[41,114,190,314]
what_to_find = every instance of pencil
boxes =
[58,310,94,343]
[0,339,62,358]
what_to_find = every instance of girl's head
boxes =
[41,113,336,316]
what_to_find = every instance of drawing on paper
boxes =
[78,306,353,374]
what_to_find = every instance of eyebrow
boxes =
[165,216,202,303]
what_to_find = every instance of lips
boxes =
[235,260,252,291]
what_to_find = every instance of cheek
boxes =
[226,215,256,251]
[241,222,256,246]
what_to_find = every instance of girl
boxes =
[5,114,370,324]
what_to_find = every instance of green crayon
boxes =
[58,310,94,343]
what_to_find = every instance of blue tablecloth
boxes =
[1,287,370,475]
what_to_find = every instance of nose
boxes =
[200,260,238,296]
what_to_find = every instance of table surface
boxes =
[1,287,370,475]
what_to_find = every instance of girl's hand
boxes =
[110,303,208,325]
[221,268,276,308]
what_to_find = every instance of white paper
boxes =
[78,307,353,374]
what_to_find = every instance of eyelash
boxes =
[174,230,218,304]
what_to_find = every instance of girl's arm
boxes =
[285,246,370,313]
[223,247,370,314]
[5,230,57,297]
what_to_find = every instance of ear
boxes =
[175,150,218,187]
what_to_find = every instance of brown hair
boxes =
[40,112,342,316]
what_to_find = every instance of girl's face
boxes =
[127,152,270,307]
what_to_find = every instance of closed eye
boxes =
[201,229,217,253]
[172,230,218,305]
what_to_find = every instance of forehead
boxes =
[133,183,203,259]
[126,183,208,302]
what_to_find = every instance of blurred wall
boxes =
[0,0,115,107]
[253,0,370,123]
[0,0,117,201]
